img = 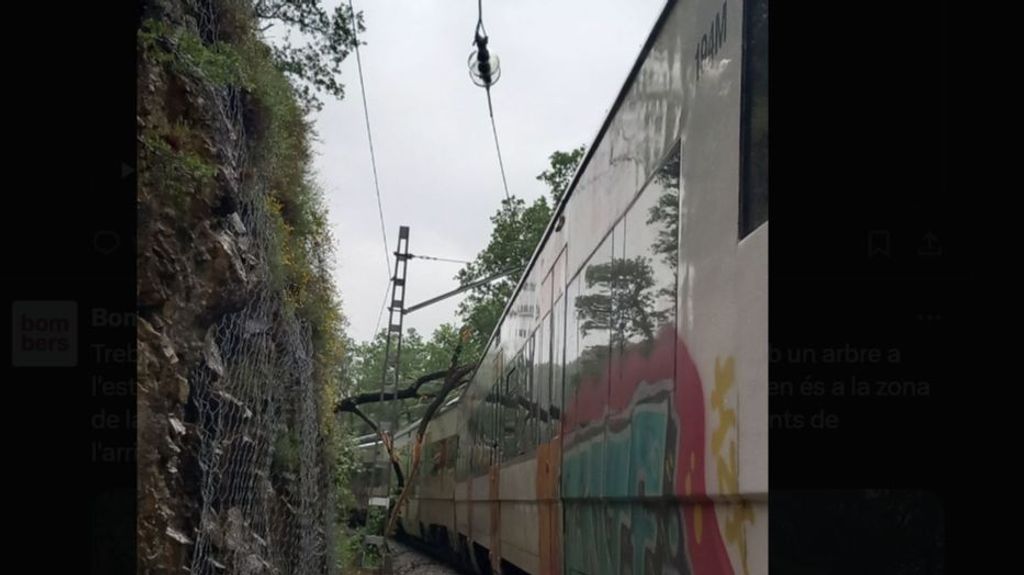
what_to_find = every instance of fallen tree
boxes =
[385,339,474,536]
[335,327,475,510]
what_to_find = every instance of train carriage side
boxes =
[350,435,391,523]
[400,400,462,551]
[389,420,419,535]
[453,0,768,573]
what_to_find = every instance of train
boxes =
[353,0,768,573]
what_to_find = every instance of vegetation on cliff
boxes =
[137,0,363,571]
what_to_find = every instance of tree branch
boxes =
[335,369,449,413]
[336,326,478,539]
[386,329,475,535]
[348,404,405,490]
[415,365,474,440]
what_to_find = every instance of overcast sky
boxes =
[313,0,666,344]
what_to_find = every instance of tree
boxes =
[455,196,553,356]
[336,327,475,535]
[344,325,462,434]
[537,146,586,204]
[254,0,365,112]
[455,146,586,357]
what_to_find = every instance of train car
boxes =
[390,399,461,545]
[366,0,768,573]
[349,433,390,523]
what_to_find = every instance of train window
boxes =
[475,390,482,466]
[437,438,447,475]
[477,395,486,474]
[466,413,474,477]
[490,355,502,468]
[609,219,625,389]
[526,333,536,453]
[621,143,681,353]
[551,294,565,435]
[502,361,518,458]
[519,353,526,456]
[452,433,460,470]
[491,378,500,466]
[518,348,529,457]
[563,277,581,431]
[426,441,439,476]
[739,0,769,238]
[476,401,484,476]
[520,339,529,456]
[536,312,551,444]
[575,231,614,403]
[435,439,445,475]
[456,434,466,480]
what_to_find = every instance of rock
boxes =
[238,554,269,575]
[227,212,246,236]
[212,229,249,286]
[215,390,253,419]
[158,504,172,519]
[189,222,250,320]
[138,225,186,309]
[202,510,225,549]
[139,317,179,365]
[165,526,192,545]
[168,416,187,436]
[202,328,225,378]
[216,165,240,196]
[175,375,190,403]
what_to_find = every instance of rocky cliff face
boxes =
[137,4,257,572]
[137,2,340,573]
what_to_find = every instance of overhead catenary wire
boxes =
[348,0,398,345]
[348,0,392,280]
[370,275,392,341]
[469,0,511,203]
[408,253,473,265]
[372,252,470,337]
[475,0,487,38]
[488,106,512,203]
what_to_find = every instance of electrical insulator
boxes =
[469,31,501,88]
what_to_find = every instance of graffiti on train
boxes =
[558,324,745,574]
[562,388,684,574]
[712,356,753,575]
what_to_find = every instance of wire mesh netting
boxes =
[180,2,338,572]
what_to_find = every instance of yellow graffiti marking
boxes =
[712,357,739,495]
[716,441,739,495]
[712,356,754,575]
[711,357,736,461]
[725,501,754,575]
